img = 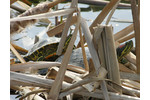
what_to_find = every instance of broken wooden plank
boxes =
[104,25,121,92]
[80,17,107,76]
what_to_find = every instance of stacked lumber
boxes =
[10,0,140,100]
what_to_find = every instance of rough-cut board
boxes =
[103,25,121,92]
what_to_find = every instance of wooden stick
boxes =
[77,0,120,47]
[61,77,104,92]
[10,5,26,13]
[10,61,86,74]
[90,0,119,34]
[101,81,110,100]
[11,43,28,53]
[130,0,140,74]
[10,8,76,22]
[48,13,80,100]
[121,79,140,90]
[105,0,120,25]
[10,71,71,89]
[119,63,135,73]
[120,72,140,81]
[80,17,107,76]
[10,44,26,63]
[118,33,135,43]
[56,0,78,55]
[46,16,77,37]
[114,24,134,41]
[125,52,136,65]
[104,25,121,92]
[79,25,89,71]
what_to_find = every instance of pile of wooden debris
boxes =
[10,0,140,100]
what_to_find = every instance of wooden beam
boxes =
[130,0,140,74]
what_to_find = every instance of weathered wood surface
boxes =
[130,0,140,74]
[80,17,107,76]
[104,25,121,92]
